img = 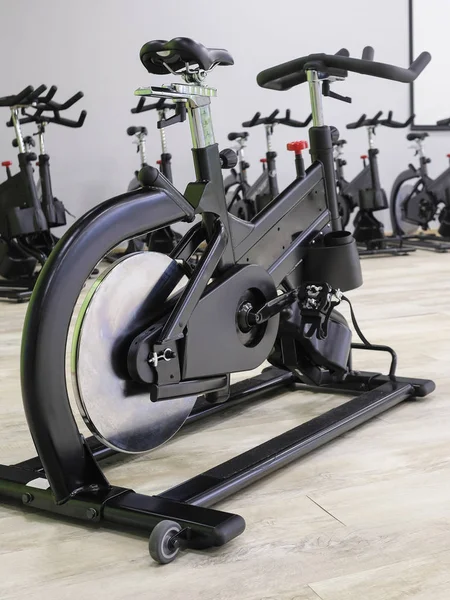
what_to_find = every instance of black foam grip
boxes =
[257,50,431,91]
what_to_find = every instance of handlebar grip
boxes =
[410,52,432,77]
[243,112,261,128]
[249,111,261,126]
[50,110,87,128]
[13,85,35,105]
[267,109,280,123]
[0,86,34,107]
[346,114,367,129]
[131,98,146,114]
[131,97,174,114]
[362,46,375,61]
[371,110,383,124]
[27,85,47,102]
[41,86,58,103]
[59,91,84,110]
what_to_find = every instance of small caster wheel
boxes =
[149,520,182,564]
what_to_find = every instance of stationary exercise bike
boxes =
[0,39,433,565]
[389,121,450,252]
[336,111,414,256]
[0,85,85,301]
[225,109,312,220]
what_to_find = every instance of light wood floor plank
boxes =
[0,251,449,599]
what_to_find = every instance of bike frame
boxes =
[20,68,348,501]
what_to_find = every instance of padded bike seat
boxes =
[406,132,428,141]
[127,126,147,136]
[140,37,234,75]
[228,131,249,141]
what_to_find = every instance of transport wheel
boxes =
[149,520,182,564]
[392,182,420,235]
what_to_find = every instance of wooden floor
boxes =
[1,250,450,599]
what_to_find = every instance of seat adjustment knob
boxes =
[219,148,238,169]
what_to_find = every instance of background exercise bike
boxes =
[390,123,450,252]
[107,97,183,260]
[0,85,86,301]
[338,110,414,256]
[0,38,433,565]
[225,109,312,220]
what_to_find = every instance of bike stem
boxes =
[307,69,341,231]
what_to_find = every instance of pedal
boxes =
[298,282,343,340]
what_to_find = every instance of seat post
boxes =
[367,125,376,149]
[187,96,215,149]
[10,107,25,154]
[306,70,324,127]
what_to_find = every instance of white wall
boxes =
[412,0,450,126]
[0,0,448,230]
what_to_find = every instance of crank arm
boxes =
[248,289,298,325]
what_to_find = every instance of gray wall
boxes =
[0,0,448,230]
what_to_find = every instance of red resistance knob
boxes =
[36,162,40,167]
[1,161,12,167]
[446,154,450,158]
[360,154,368,160]
[156,159,162,165]
[260,158,267,163]
[287,140,308,155]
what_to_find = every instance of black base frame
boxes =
[389,233,450,254]
[0,364,434,563]
[0,278,35,302]
[357,236,416,257]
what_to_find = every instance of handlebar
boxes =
[257,47,431,91]
[131,97,175,114]
[381,111,415,128]
[36,90,84,111]
[6,88,87,129]
[242,109,312,128]
[242,110,279,127]
[346,111,383,129]
[437,117,450,127]
[8,108,87,128]
[277,109,312,127]
[0,84,47,108]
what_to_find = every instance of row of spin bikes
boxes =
[1,77,450,302]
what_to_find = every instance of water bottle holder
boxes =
[302,231,363,292]
[358,188,388,211]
